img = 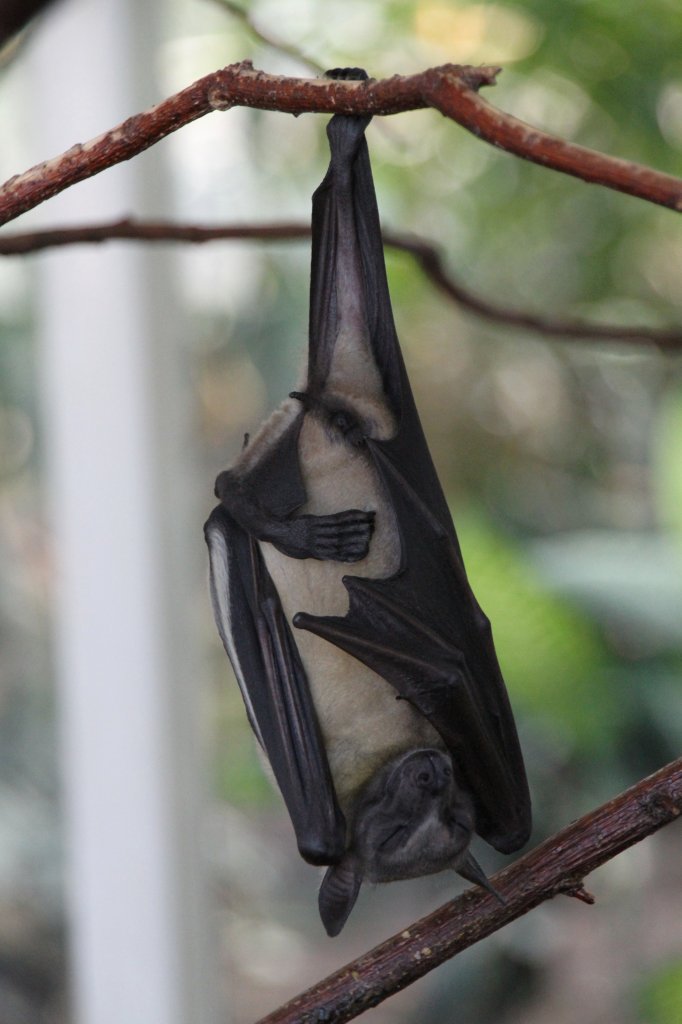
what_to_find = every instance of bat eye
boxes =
[330,408,365,446]
[332,410,353,432]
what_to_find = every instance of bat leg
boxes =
[205,505,346,864]
[215,469,374,562]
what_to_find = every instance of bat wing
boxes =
[205,505,346,865]
[296,436,531,855]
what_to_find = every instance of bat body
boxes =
[205,70,531,935]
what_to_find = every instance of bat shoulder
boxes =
[234,396,303,477]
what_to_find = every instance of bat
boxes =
[205,68,531,936]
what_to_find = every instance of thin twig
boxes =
[255,758,682,1024]
[0,218,311,251]
[1,216,679,349]
[215,0,326,73]
[2,63,682,228]
[390,231,682,349]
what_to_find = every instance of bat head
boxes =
[318,749,493,936]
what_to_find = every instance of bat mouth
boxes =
[377,825,407,852]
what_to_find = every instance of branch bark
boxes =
[255,758,682,1024]
[2,217,680,349]
[2,62,682,228]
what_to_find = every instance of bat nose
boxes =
[416,753,451,795]
[416,773,440,795]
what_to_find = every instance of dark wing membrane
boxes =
[296,443,531,854]
[205,505,346,865]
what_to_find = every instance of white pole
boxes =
[30,2,217,1021]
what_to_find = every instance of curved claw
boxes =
[456,852,506,906]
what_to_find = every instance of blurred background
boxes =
[0,0,681,1021]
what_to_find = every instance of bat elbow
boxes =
[298,834,346,867]
[488,813,532,854]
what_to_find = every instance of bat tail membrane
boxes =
[205,506,346,866]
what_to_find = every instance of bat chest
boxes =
[260,416,443,813]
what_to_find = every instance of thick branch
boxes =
[2,63,682,227]
[256,758,682,1024]
[2,216,679,349]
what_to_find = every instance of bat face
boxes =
[205,70,531,936]
[317,747,484,936]
[352,749,474,883]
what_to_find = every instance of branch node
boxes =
[566,885,596,905]
[207,87,234,111]
[463,64,502,90]
[555,874,596,905]
[643,792,681,822]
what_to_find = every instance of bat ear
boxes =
[318,854,363,937]
[456,852,506,906]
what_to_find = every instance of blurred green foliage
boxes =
[637,958,682,1024]
[455,509,612,752]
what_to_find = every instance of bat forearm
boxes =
[214,469,374,562]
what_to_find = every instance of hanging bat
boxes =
[205,68,531,937]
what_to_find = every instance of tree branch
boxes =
[2,216,679,349]
[389,230,682,349]
[2,62,682,228]
[255,758,681,1024]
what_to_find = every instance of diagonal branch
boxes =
[2,62,682,228]
[388,230,682,348]
[215,0,326,73]
[2,216,680,348]
[255,757,682,1024]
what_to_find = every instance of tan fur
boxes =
[326,323,385,407]
[259,410,442,814]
